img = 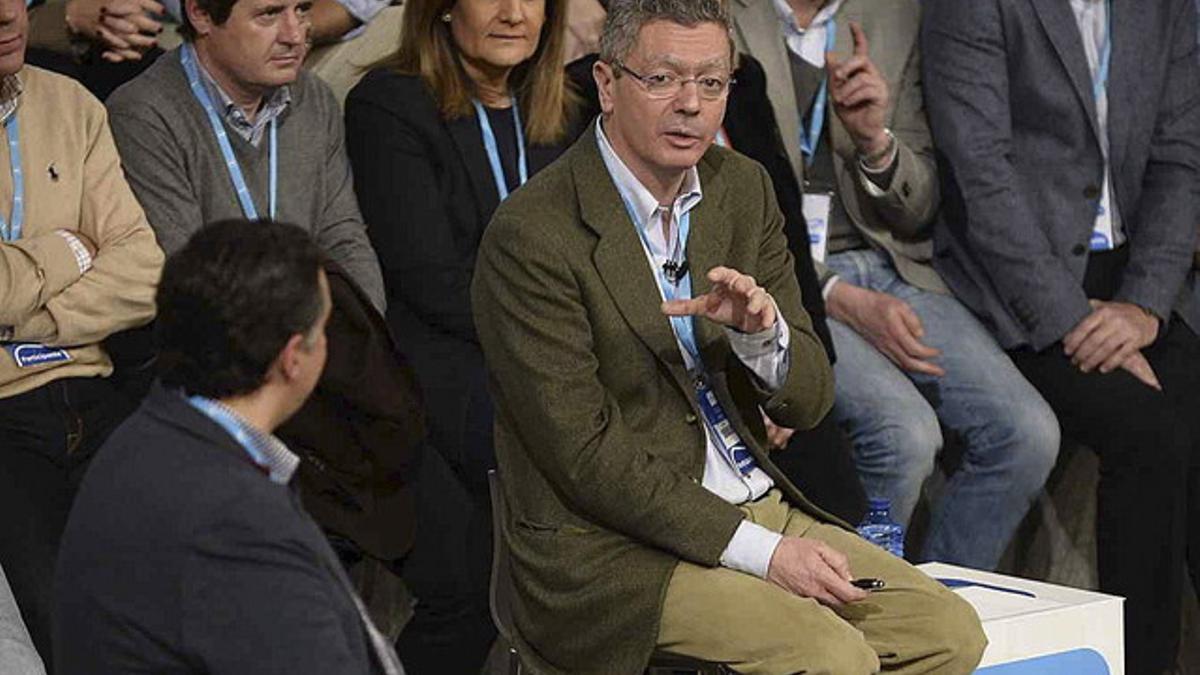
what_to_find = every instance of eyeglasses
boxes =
[614,62,735,101]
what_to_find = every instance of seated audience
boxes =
[53,220,404,675]
[0,564,45,675]
[730,0,1060,570]
[105,0,386,311]
[923,0,1200,671]
[471,1,986,672]
[0,0,162,662]
[568,46,869,525]
[344,0,574,670]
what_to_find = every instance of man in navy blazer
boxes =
[53,220,404,675]
[923,1,1200,672]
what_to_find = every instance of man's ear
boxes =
[186,0,215,37]
[273,333,309,383]
[593,58,617,115]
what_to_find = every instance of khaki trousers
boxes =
[657,491,987,674]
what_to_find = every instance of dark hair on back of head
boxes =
[155,219,326,399]
[179,0,239,40]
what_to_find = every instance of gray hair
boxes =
[598,0,735,66]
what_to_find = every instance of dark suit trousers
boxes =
[1007,249,1200,674]
[0,377,133,668]
[772,413,868,525]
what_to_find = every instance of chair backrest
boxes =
[488,470,517,647]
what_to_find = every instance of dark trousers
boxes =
[772,413,868,525]
[0,376,134,668]
[1008,248,1200,674]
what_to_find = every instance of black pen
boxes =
[851,578,886,591]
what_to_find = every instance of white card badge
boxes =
[802,193,833,263]
[1090,166,1115,251]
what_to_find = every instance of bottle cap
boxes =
[867,497,891,511]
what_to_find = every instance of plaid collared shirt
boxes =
[195,61,291,148]
[0,73,22,125]
[185,393,300,484]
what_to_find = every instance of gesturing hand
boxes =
[762,410,796,451]
[827,282,944,376]
[1063,300,1159,377]
[661,266,778,334]
[766,536,867,606]
[826,22,890,163]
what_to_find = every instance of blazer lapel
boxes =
[1030,0,1104,145]
[732,0,806,184]
[573,124,692,391]
[446,112,501,222]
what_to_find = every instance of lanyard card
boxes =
[694,376,758,476]
[6,343,71,369]
[802,192,833,263]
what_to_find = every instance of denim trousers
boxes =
[825,249,1060,569]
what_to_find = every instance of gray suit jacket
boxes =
[923,0,1200,350]
[731,0,945,292]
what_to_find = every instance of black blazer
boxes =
[54,384,379,675]
[345,70,570,488]
[277,262,426,563]
[565,54,836,362]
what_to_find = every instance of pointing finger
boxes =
[661,297,709,317]
[850,21,870,58]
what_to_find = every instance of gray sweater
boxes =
[107,48,386,312]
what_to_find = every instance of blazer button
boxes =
[1083,185,1101,199]
[1072,243,1086,256]
[685,413,698,425]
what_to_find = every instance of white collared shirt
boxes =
[1069,0,1125,246]
[594,120,786,578]
[772,0,846,68]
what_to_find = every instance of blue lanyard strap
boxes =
[472,98,529,202]
[799,19,837,167]
[1093,0,1112,101]
[0,115,22,242]
[621,196,701,363]
[180,44,277,221]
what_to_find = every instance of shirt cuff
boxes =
[56,230,93,275]
[821,275,841,302]
[857,144,900,195]
[725,298,790,390]
[334,0,388,26]
[719,519,784,579]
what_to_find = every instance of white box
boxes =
[917,562,1124,674]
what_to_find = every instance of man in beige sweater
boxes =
[0,0,163,665]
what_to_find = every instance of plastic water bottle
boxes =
[857,497,905,558]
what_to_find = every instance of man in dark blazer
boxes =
[472,1,985,673]
[53,220,403,675]
[923,1,1200,671]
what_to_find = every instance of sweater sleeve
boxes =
[11,98,163,345]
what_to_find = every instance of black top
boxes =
[483,105,521,194]
[53,384,379,675]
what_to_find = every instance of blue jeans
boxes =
[826,250,1060,569]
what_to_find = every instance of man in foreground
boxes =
[53,221,402,675]
[471,1,986,672]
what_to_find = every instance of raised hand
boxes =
[661,266,779,334]
[825,21,891,164]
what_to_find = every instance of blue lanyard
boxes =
[0,116,23,242]
[799,20,837,167]
[1093,0,1112,101]
[472,98,528,202]
[621,196,701,364]
[180,44,277,221]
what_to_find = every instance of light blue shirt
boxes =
[594,120,787,579]
[192,50,291,148]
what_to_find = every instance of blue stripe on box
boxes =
[976,648,1110,674]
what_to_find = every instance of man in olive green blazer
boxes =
[471,2,985,673]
